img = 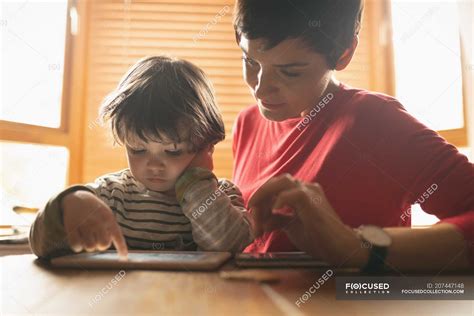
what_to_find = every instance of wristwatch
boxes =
[355,225,392,273]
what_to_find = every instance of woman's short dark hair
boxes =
[233,0,364,69]
[99,55,225,152]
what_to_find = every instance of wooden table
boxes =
[1,254,473,315]
[0,243,31,257]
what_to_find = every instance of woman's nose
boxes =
[255,69,278,100]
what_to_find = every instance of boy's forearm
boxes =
[29,186,93,258]
[176,168,254,252]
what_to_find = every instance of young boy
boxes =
[29,56,254,259]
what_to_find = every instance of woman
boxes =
[231,0,473,272]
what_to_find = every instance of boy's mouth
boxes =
[147,177,167,183]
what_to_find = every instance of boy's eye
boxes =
[165,150,183,157]
[129,148,146,154]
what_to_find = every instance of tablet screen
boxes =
[88,252,209,262]
[50,250,232,271]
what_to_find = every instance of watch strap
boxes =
[362,245,388,273]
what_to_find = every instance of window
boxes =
[0,142,69,224]
[390,0,467,146]
[0,0,80,223]
[389,0,471,226]
[2,1,68,128]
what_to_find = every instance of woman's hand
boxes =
[61,190,129,259]
[187,144,214,171]
[248,174,369,268]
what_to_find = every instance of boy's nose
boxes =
[146,157,166,171]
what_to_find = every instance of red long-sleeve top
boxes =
[232,83,474,267]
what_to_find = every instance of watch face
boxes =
[360,225,392,247]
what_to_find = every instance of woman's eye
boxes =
[281,70,301,78]
[165,150,183,157]
[242,57,258,67]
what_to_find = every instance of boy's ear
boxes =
[335,36,359,71]
[208,144,215,154]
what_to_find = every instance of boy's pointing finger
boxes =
[110,222,128,260]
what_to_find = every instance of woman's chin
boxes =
[258,106,298,122]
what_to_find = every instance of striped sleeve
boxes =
[28,185,94,258]
[176,167,254,253]
[28,174,113,258]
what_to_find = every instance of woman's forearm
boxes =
[379,223,470,272]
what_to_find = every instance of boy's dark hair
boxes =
[233,0,364,69]
[99,56,225,152]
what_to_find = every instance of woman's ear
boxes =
[234,31,241,45]
[335,35,359,71]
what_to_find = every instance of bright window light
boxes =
[391,1,467,227]
[0,142,69,225]
[391,0,464,131]
[1,0,68,128]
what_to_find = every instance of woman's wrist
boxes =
[340,229,370,268]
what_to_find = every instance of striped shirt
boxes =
[29,168,254,258]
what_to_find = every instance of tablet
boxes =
[50,250,232,271]
[235,252,330,268]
